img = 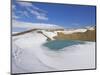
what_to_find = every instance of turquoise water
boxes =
[43,40,85,50]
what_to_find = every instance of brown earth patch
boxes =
[53,29,96,41]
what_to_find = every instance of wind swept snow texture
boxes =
[12,31,95,73]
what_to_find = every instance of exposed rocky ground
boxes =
[53,28,96,41]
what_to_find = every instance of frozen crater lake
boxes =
[43,40,85,50]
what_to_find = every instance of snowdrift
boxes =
[12,31,95,73]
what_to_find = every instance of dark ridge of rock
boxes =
[12,29,38,36]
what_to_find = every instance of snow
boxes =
[72,29,87,32]
[12,31,95,73]
[56,29,87,34]
[85,26,95,30]
[88,27,95,30]
[41,30,57,40]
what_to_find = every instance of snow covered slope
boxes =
[12,31,95,73]
[56,29,87,34]
[56,26,95,34]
